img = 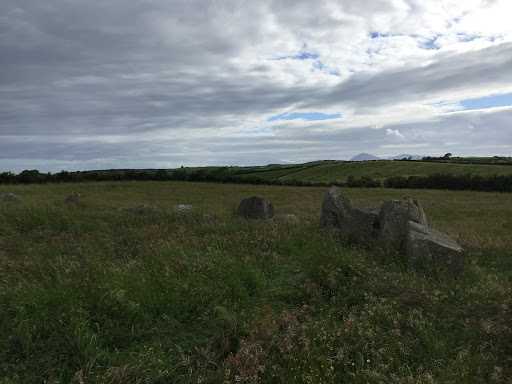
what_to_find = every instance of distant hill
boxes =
[349,153,382,161]
[277,160,512,184]
[349,153,423,161]
[386,154,423,160]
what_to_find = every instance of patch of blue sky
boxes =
[244,127,272,134]
[419,36,440,50]
[268,112,341,122]
[460,93,512,111]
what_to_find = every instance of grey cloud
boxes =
[0,0,510,173]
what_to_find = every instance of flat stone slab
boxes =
[1,193,22,202]
[237,196,274,220]
[405,221,465,275]
[282,214,300,224]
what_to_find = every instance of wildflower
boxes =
[330,366,334,370]
[351,363,355,366]
[367,359,370,363]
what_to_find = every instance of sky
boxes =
[1,0,511,173]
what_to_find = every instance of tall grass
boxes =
[0,182,511,383]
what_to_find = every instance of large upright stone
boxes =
[237,196,274,220]
[320,186,353,232]
[1,193,22,202]
[405,221,465,275]
[378,198,428,247]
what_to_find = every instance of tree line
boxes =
[1,169,511,192]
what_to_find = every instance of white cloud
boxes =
[386,129,405,139]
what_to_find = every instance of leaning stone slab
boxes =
[320,186,353,232]
[237,196,274,220]
[282,214,300,224]
[117,204,157,214]
[65,192,83,203]
[378,198,428,247]
[405,221,465,275]
[173,204,195,213]
[1,193,22,202]
[350,207,380,240]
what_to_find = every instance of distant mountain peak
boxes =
[349,153,423,161]
[349,153,382,161]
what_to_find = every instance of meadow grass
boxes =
[0,182,511,383]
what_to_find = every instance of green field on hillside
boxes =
[277,160,512,183]
[1,182,511,383]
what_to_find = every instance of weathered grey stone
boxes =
[65,192,83,203]
[173,204,195,213]
[282,214,300,224]
[350,207,380,240]
[1,193,22,202]
[117,204,157,214]
[237,196,274,220]
[200,213,219,226]
[378,198,428,247]
[405,221,465,275]
[320,186,353,232]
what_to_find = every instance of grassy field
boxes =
[277,161,512,184]
[1,182,511,383]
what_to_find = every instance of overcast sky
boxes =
[1,0,511,173]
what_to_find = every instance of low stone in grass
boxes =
[1,193,22,202]
[173,204,195,213]
[117,204,157,214]
[405,221,465,275]
[237,196,274,220]
[200,213,219,226]
[282,214,300,223]
[65,192,83,204]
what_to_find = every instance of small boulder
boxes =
[282,214,300,224]
[117,204,157,214]
[65,192,83,204]
[237,196,274,220]
[1,193,22,202]
[378,198,428,247]
[320,186,353,232]
[405,221,465,275]
[173,204,195,213]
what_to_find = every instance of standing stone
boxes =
[405,221,465,275]
[320,186,353,232]
[378,198,428,247]
[65,192,83,203]
[1,193,22,202]
[237,196,274,220]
